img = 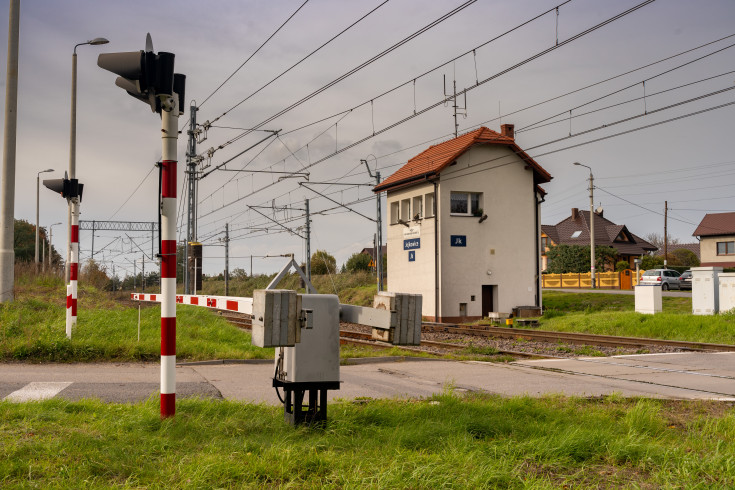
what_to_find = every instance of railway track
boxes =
[422,322,735,352]
[213,312,735,357]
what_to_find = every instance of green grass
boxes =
[540,291,735,345]
[1,394,733,488]
[0,280,272,362]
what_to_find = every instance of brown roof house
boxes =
[373,125,551,322]
[541,208,656,271]
[692,212,735,267]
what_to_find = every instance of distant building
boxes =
[541,209,656,271]
[692,212,735,267]
[373,125,551,321]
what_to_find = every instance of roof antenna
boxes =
[444,70,467,138]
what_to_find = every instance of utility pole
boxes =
[185,102,198,294]
[0,0,20,303]
[664,200,668,268]
[573,162,595,288]
[142,254,145,292]
[224,222,229,296]
[305,199,311,285]
[362,159,383,291]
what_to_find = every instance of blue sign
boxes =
[450,235,466,247]
[408,251,416,262]
[403,238,421,250]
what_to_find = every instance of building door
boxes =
[482,285,494,316]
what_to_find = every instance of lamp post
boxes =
[573,162,595,289]
[35,168,54,268]
[49,222,62,273]
[66,37,109,283]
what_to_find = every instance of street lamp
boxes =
[48,221,62,272]
[573,162,595,288]
[35,168,54,267]
[66,37,109,282]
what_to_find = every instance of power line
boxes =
[198,0,311,109]
[196,0,654,221]
[205,0,392,126]
[201,0,478,158]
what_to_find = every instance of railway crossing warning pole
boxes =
[68,198,80,334]
[160,94,179,418]
[97,33,185,418]
[224,223,229,296]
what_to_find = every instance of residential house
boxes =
[541,208,656,271]
[692,212,735,267]
[373,125,551,322]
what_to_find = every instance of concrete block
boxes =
[635,284,662,314]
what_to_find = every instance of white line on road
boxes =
[4,382,73,402]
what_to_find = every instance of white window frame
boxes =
[425,192,435,218]
[390,201,400,224]
[412,196,423,220]
[450,191,482,216]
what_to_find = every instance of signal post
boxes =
[98,34,185,418]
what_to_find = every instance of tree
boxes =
[644,232,678,252]
[615,260,629,272]
[345,252,372,272]
[81,260,110,290]
[546,244,620,274]
[310,250,336,275]
[641,254,664,270]
[670,248,700,267]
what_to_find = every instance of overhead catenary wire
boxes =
[196,0,655,221]
[199,0,478,158]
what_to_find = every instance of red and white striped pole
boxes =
[66,198,79,338]
[160,96,179,418]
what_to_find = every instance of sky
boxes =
[1,0,734,279]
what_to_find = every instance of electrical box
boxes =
[279,294,340,383]
[373,292,422,346]
[634,284,661,314]
[691,267,722,315]
[251,289,301,347]
[717,272,735,313]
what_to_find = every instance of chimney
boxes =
[571,208,579,220]
[500,123,515,139]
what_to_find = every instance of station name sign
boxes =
[403,238,420,250]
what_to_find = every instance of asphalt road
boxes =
[3,352,734,405]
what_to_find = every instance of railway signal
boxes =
[98,33,185,418]
[43,172,84,338]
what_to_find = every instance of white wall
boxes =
[385,181,437,316]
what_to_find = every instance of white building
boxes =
[374,125,551,322]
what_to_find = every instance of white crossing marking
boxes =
[4,382,73,402]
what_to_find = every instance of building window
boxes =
[412,196,423,220]
[425,192,435,217]
[390,201,399,224]
[541,236,548,253]
[450,191,482,216]
[570,230,582,238]
[400,199,410,222]
[717,241,735,255]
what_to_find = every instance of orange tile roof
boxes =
[373,126,551,192]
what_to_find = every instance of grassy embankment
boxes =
[1,394,734,487]
[0,269,413,362]
[540,291,735,345]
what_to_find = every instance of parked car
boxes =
[639,269,682,290]
[679,270,692,290]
